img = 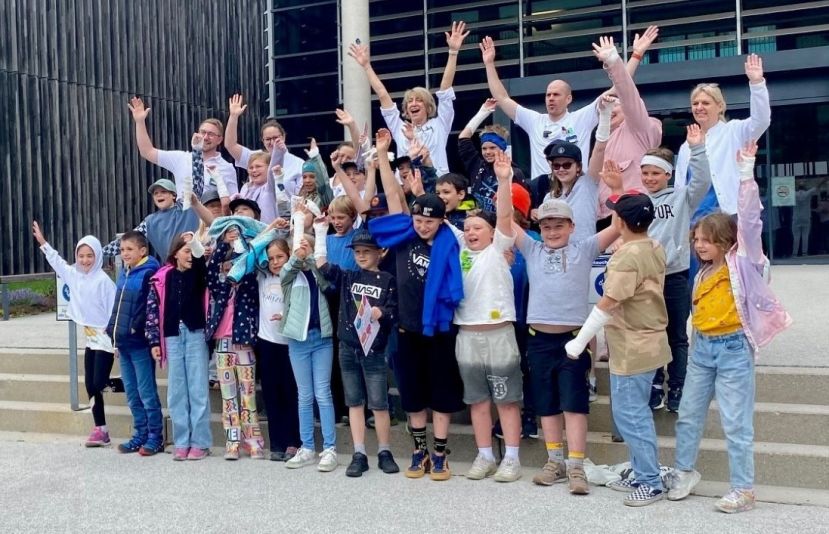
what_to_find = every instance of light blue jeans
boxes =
[288,329,335,450]
[675,331,755,489]
[610,371,663,489]
[165,325,212,449]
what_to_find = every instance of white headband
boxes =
[640,155,673,175]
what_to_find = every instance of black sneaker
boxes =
[649,387,665,410]
[521,417,539,439]
[667,388,682,413]
[377,450,400,474]
[492,420,504,439]
[346,452,369,477]
[269,450,287,462]
[106,377,125,393]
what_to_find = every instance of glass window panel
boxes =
[274,51,337,78]
[275,5,337,55]
[742,6,829,53]
[274,75,338,116]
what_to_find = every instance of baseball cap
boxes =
[346,228,379,249]
[606,191,655,231]
[200,190,221,205]
[536,198,574,221]
[544,139,582,163]
[410,193,446,219]
[510,183,531,218]
[148,179,177,195]
[367,194,389,216]
[229,197,262,219]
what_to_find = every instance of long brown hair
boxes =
[690,213,737,262]
[166,234,190,266]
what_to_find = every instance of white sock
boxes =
[354,443,366,455]
[99,425,108,433]
[478,447,496,461]
[504,446,520,461]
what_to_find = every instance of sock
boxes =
[411,426,428,452]
[567,450,585,469]
[434,437,448,455]
[504,446,520,461]
[354,443,366,455]
[378,444,390,453]
[99,425,108,433]
[546,442,564,462]
[478,447,495,461]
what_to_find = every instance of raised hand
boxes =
[598,93,619,112]
[32,221,46,246]
[375,128,392,152]
[592,35,620,64]
[312,214,330,235]
[127,96,151,121]
[479,36,496,65]
[493,151,512,181]
[228,94,247,117]
[599,160,623,192]
[304,137,319,159]
[335,108,355,126]
[744,53,764,84]
[632,25,659,56]
[481,98,498,113]
[401,121,415,141]
[686,123,705,147]
[191,132,204,150]
[347,43,371,68]
[407,168,425,197]
[445,21,470,52]
[408,138,425,160]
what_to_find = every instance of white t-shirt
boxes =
[236,145,305,198]
[381,87,456,176]
[515,101,599,179]
[257,272,289,345]
[157,150,239,198]
[453,227,517,325]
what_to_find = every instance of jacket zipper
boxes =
[112,266,132,346]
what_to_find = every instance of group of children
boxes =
[34,24,791,515]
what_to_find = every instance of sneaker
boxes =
[715,488,755,514]
[285,446,298,461]
[85,427,111,448]
[649,387,665,410]
[429,453,451,481]
[187,448,210,461]
[106,377,124,393]
[405,450,431,479]
[247,443,266,460]
[346,452,369,477]
[588,376,598,403]
[173,448,190,461]
[285,447,315,469]
[318,447,338,472]
[607,477,640,492]
[117,436,144,454]
[269,450,287,462]
[666,469,701,501]
[532,460,567,486]
[667,388,682,413]
[224,442,240,461]
[568,465,590,494]
[366,415,375,429]
[493,457,522,483]
[624,484,665,507]
[492,420,504,440]
[466,454,497,480]
[138,439,164,457]
[521,417,539,439]
[378,450,400,474]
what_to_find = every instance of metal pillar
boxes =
[340,0,372,140]
[68,320,82,411]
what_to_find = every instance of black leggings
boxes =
[255,338,301,452]
[84,348,114,427]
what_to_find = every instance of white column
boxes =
[340,0,371,141]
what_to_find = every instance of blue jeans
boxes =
[165,325,212,449]
[675,331,755,489]
[119,343,163,442]
[288,329,335,450]
[610,371,663,489]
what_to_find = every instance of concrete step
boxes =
[0,400,826,489]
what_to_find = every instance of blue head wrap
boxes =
[480,132,507,151]
[302,161,316,174]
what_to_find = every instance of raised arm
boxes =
[479,37,519,120]
[738,54,771,141]
[594,36,653,135]
[440,21,469,91]
[128,97,159,164]
[626,26,658,78]
[375,129,403,214]
[335,108,362,146]
[587,94,616,179]
[460,99,496,139]
[347,43,394,109]
[493,152,514,237]
[596,160,624,250]
[224,94,248,161]
[685,125,713,211]
[331,150,371,215]
[735,141,765,263]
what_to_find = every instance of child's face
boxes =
[641,165,671,194]
[480,142,501,163]
[205,201,223,217]
[463,216,494,251]
[436,182,465,212]
[693,228,726,263]
[152,189,176,210]
[175,244,193,271]
[398,163,413,182]
[329,211,353,236]
[120,239,147,267]
[413,215,441,242]
[345,168,366,190]
[301,172,317,194]
[267,244,289,275]
[247,159,268,185]
[352,245,381,270]
[539,218,574,249]
[76,244,96,273]
[549,158,579,186]
[233,206,256,219]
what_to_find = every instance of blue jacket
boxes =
[106,256,160,348]
[205,241,259,345]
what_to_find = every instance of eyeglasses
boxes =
[198,130,221,138]
[263,136,282,143]
[549,161,574,170]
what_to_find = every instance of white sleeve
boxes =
[156,150,190,185]
[733,80,771,144]
[572,97,601,132]
[514,105,540,133]
[381,104,408,157]
[446,221,465,245]
[435,87,456,134]
[673,143,691,191]
[493,227,516,252]
[220,161,239,196]
[235,146,252,170]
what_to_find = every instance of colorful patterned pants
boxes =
[216,339,263,450]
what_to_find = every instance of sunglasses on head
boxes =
[549,161,574,170]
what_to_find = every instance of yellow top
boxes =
[692,264,742,335]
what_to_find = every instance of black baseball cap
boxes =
[410,193,446,219]
[544,139,582,162]
[229,197,261,219]
[346,228,379,249]
[606,191,655,231]
[367,193,389,216]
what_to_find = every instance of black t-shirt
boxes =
[387,237,431,333]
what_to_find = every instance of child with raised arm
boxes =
[666,142,791,513]
[33,223,116,447]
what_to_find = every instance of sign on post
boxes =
[56,274,71,321]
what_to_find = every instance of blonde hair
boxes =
[690,83,727,120]
[200,118,224,135]
[481,124,510,140]
[247,151,271,168]
[402,87,436,119]
[328,195,357,221]
[690,213,736,262]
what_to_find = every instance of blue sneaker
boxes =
[429,453,451,481]
[118,436,145,454]
[139,435,164,456]
[405,449,431,479]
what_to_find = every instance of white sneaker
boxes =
[493,457,522,483]
[466,453,497,480]
[666,469,701,501]
[317,447,338,472]
[285,447,316,469]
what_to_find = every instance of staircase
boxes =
[0,347,827,499]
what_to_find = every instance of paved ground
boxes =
[1,433,826,533]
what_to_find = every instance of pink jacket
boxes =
[694,178,792,355]
[597,58,663,219]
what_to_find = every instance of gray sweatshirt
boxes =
[647,143,711,275]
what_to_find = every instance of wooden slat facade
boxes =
[0,0,269,275]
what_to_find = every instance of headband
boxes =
[480,132,507,151]
[640,155,673,175]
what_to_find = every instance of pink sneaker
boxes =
[85,427,111,448]
[187,448,210,461]
[173,448,190,461]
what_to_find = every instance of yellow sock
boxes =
[546,442,564,462]
[568,450,585,467]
